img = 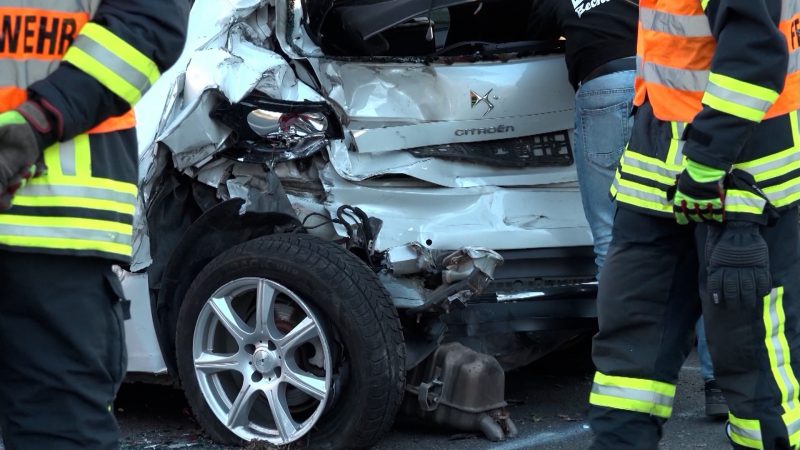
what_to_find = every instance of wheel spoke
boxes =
[209,296,250,344]
[227,381,259,429]
[195,352,242,374]
[283,364,326,400]
[277,317,319,352]
[266,386,299,442]
[256,280,280,340]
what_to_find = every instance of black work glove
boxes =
[0,100,55,209]
[705,221,771,309]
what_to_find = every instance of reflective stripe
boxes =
[16,185,137,206]
[0,215,132,257]
[783,407,800,447]
[639,7,711,37]
[58,139,76,176]
[669,121,687,166]
[612,173,673,213]
[63,23,159,105]
[620,150,680,186]
[643,62,709,92]
[703,73,780,122]
[763,177,800,208]
[763,287,800,413]
[783,0,800,21]
[728,415,763,449]
[725,189,767,215]
[589,372,675,418]
[734,112,800,182]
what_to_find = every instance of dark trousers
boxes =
[589,207,800,450]
[0,251,127,450]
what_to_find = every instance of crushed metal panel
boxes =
[159,90,231,171]
[318,163,592,252]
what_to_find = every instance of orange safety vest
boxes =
[0,2,135,133]
[634,0,800,123]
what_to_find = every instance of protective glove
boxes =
[705,221,771,310]
[0,101,53,209]
[673,159,727,225]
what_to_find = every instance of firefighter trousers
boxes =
[0,251,128,450]
[589,206,800,450]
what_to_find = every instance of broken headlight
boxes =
[212,91,343,164]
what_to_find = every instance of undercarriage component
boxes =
[403,342,517,442]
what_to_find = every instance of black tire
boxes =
[175,233,406,449]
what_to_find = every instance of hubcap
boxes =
[192,277,333,445]
[252,346,279,374]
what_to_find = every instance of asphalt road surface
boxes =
[114,343,729,450]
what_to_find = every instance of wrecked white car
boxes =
[123,0,598,448]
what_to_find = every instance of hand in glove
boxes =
[673,159,726,225]
[0,100,55,209]
[706,221,771,309]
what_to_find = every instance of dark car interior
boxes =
[303,0,547,57]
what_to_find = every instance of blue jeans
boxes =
[695,319,715,382]
[573,69,635,272]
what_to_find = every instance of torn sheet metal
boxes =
[442,248,503,284]
[384,242,436,276]
[224,164,295,215]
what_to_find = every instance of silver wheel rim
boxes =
[192,277,333,445]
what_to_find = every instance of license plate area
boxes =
[408,130,573,167]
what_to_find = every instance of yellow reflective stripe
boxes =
[667,122,687,167]
[763,178,800,208]
[733,113,800,182]
[620,157,676,186]
[725,189,766,215]
[703,92,768,122]
[764,287,800,414]
[594,372,676,396]
[701,0,710,10]
[10,196,135,215]
[783,407,800,447]
[63,46,142,105]
[0,235,131,257]
[728,414,764,449]
[708,73,780,105]
[79,23,160,86]
[590,372,675,418]
[612,176,673,213]
[624,148,683,172]
[74,134,92,178]
[0,215,132,235]
[703,73,779,122]
[589,392,673,418]
[28,176,138,196]
[42,142,62,178]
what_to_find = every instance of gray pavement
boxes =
[116,348,729,450]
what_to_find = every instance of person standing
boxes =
[0,1,187,448]
[528,0,729,419]
[587,0,800,448]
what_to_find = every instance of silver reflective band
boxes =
[705,82,774,114]
[765,180,800,206]
[765,288,798,410]
[621,156,679,182]
[737,151,800,179]
[0,224,131,245]
[69,35,153,97]
[58,140,77,177]
[591,384,674,409]
[643,62,709,92]
[20,184,137,206]
[613,178,669,205]
[639,7,712,37]
[782,0,800,21]
[725,193,767,211]
[728,422,762,443]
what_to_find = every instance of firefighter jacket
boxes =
[612,0,800,222]
[0,0,188,262]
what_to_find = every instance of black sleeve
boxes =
[28,0,190,140]
[682,0,788,170]
[528,0,563,39]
